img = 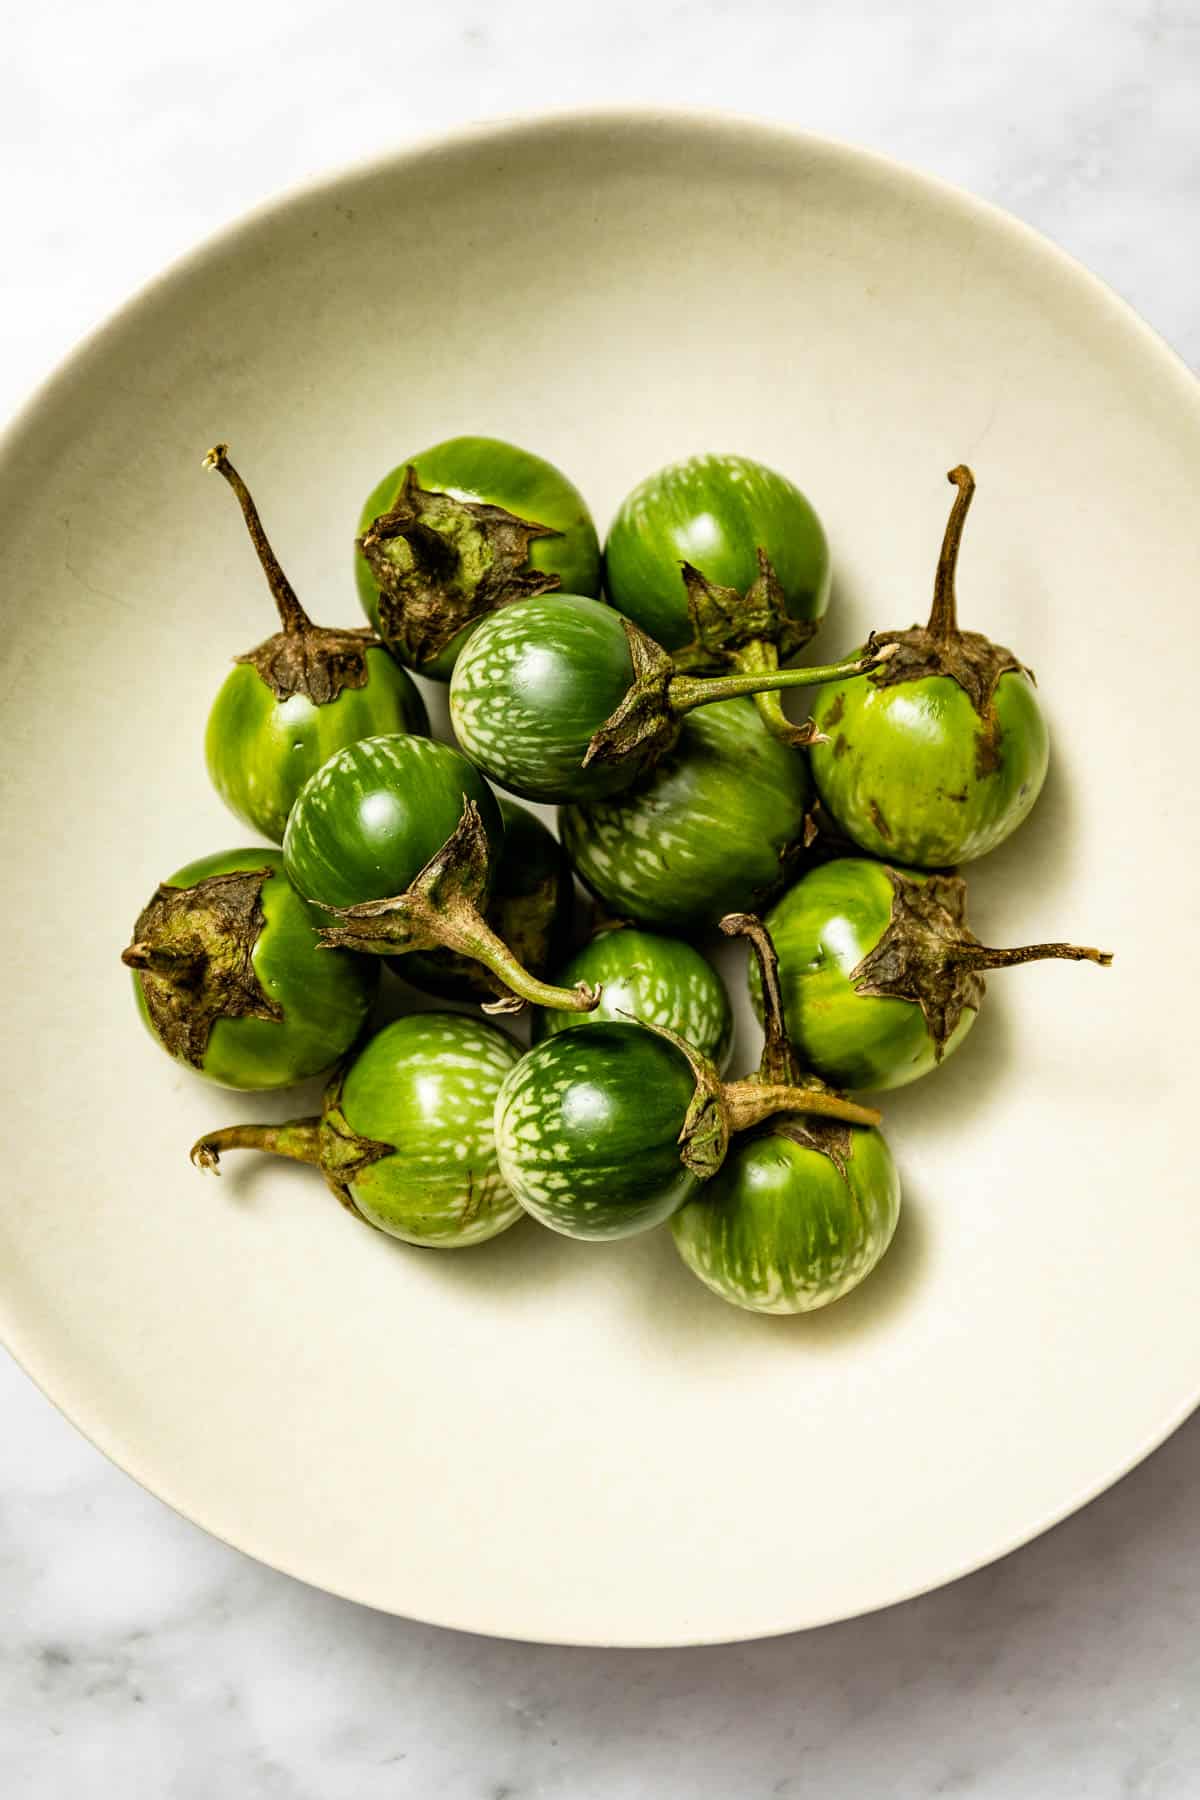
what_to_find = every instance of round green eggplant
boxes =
[207,653,429,844]
[355,435,602,680]
[449,593,640,803]
[124,847,377,1090]
[191,1013,523,1248]
[202,442,429,843]
[756,856,1110,1091]
[672,1122,900,1315]
[808,668,1047,867]
[282,735,502,912]
[534,927,734,1071]
[756,860,976,1091]
[494,1023,702,1239]
[401,797,574,1002]
[603,453,830,655]
[809,466,1048,866]
[335,1013,523,1245]
[559,697,812,932]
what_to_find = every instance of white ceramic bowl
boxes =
[2,111,1198,1647]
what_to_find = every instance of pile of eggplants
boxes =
[122,438,1111,1316]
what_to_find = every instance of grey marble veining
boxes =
[3,2,1199,1793]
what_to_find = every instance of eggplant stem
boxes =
[313,801,601,1017]
[204,443,312,636]
[719,912,801,1088]
[956,940,1113,971]
[121,940,199,978]
[667,643,895,714]
[439,906,601,1013]
[722,1082,881,1132]
[927,465,975,643]
[189,1118,323,1172]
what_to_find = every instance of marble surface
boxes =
[3,1,1199,1791]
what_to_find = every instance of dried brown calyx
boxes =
[121,868,282,1067]
[851,867,1113,1059]
[771,1115,854,1180]
[357,465,561,666]
[627,913,881,1182]
[865,465,1030,721]
[311,800,599,1018]
[189,1063,394,1222]
[206,444,379,705]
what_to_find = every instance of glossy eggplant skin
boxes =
[809,664,1048,868]
[339,1013,524,1247]
[560,697,812,931]
[494,1023,701,1240]
[534,928,733,1072]
[206,649,429,844]
[282,735,503,913]
[672,1123,900,1314]
[604,453,830,655]
[756,859,976,1092]
[449,594,640,803]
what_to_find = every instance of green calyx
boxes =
[673,550,826,749]
[582,619,897,774]
[312,798,600,1017]
[357,464,561,667]
[851,866,1113,1060]
[205,444,380,706]
[122,867,282,1068]
[404,800,571,1006]
[189,1064,394,1223]
[865,465,1030,731]
[677,548,819,666]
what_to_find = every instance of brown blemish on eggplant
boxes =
[868,798,893,842]
[974,707,1004,778]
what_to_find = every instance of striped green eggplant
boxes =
[603,451,831,748]
[560,697,813,932]
[449,594,891,805]
[191,1013,523,1248]
[670,912,900,1314]
[808,467,1048,866]
[534,926,734,1071]
[494,1007,879,1244]
[282,735,597,1014]
[671,1121,900,1314]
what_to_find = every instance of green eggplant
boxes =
[191,1013,522,1247]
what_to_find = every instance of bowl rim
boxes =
[4,103,1198,460]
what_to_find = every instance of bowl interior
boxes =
[2,113,1198,1646]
